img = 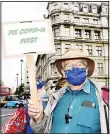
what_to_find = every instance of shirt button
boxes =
[92,103,95,107]
[71,106,73,109]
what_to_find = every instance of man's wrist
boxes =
[32,112,44,123]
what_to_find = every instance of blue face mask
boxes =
[64,68,86,86]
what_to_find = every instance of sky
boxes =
[2,2,48,91]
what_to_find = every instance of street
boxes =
[0,108,16,132]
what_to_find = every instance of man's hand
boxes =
[28,99,44,123]
[28,79,46,123]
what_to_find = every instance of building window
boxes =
[92,7,97,13]
[84,18,89,23]
[83,6,88,12]
[74,17,80,22]
[64,13,69,21]
[54,4,58,7]
[86,45,92,56]
[76,45,82,51]
[51,63,57,75]
[93,19,98,24]
[85,30,91,39]
[64,26,70,36]
[97,63,104,75]
[75,29,81,38]
[74,5,79,11]
[54,28,60,37]
[64,3,68,5]
[64,2,68,8]
[52,14,59,22]
[105,8,108,13]
[96,46,102,56]
[55,43,61,55]
[103,7,108,13]
[65,44,70,50]
[94,31,100,40]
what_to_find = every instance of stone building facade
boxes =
[36,2,108,93]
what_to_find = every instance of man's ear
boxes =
[86,67,88,76]
[61,69,66,78]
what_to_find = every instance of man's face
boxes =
[61,59,88,76]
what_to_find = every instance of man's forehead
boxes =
[63,59,83,64]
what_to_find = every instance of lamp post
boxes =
[20,59,23,86]
[16,73,19,89]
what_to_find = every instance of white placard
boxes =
[2,19,55,58]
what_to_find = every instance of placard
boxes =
[2,19,55,58]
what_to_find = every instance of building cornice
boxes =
[54,37,108,44]
[52,22,108,29]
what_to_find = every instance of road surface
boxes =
[0,108,16,132]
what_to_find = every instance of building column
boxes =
[60,24,64,37]
[60,12,64,22]
[91,30,94,41]
[100,30,103,41]
[62,42,66,54]
[73,26,75,38]
[69,13,73,22]
[92,45,96,56]
[81,29,85,39]
[83,44,87,55]
[70,25,74,38]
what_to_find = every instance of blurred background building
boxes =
[35,2,108,94]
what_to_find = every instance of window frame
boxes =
[94,31,100,40]
[75,29,81,38]
[83,6,88,12]
[97,63,104,75]
[96,46,102,56]
[55,43,61,55]
[85,30,91,39]
[84,18,89,23]
[76,45,83,51]
[74,17,80,22]
[54,27,60,37]
[74,4,79,11]
[93,19,98,25]
[86,45,92,56]
[65,44,70,50]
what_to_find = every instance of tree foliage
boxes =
[14,83,25,95]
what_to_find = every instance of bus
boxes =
[0,86,11,96]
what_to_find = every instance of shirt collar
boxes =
[82,78,90,94]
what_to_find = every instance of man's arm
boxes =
[29,97,53,133]
[30,113,49,133]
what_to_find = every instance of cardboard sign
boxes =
[2,20,55,107]
[2,19,55,58]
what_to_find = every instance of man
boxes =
[28,49,108,133]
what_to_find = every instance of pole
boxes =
[16,73,18,89]
[20,59,23,86]
[26,54,40,107]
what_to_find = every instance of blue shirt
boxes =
[50,79,101,133]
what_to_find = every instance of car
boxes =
[3,96,24,108]
[0,96,7,108]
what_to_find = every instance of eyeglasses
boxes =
[64,62,86,70]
